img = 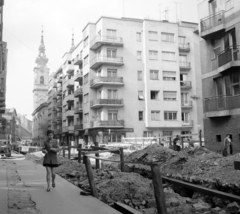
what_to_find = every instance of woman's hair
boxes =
[47,130,54,136]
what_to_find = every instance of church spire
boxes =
[69,29,75,53]
[38,26,46,55]
[35,26,48,65]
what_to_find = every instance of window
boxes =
[163,91,177,100]
[163,71,176,81]
[149,50,158,60]
[84,36,88,48]
[84,74,88,84]
[182,112,190,122]
[181,92,189,104]
[107,69,117,77]
[108,89,118,99]
[216,135,222,143]
[84,113,89,123]
[84,55,88,66]
[150,70,159,80]
[162,51,175,61]
[139,111,143,121]
[96,69,102,77]
[138,71,142,81]
[40,76,44,85]
[164,112,177,120]
[143,131,153,137]
[107,49,116,58]
[149,31,158,41]
[163,131,172,136]
[225,0,233,10]
[107,29,117,38]
[230,72,240,95]
[108,110,118,121]
[136,32,142,42]
[151,111,160,121]
[138,91,144,100]
[97,110,102,121]
[137,51,142,60]
[97,90,102,99]
[178,36,186,44]
[84,94,89,103]
[151,91,159,100]
[161,32,174,42]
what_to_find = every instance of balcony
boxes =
[57,101,62,108]
[90,56,124,69]
[179,43,190,52]
[180,81,192,90]
[75,123,83,130]
[90,36,123,50]
[73,54,82,65]
[200,11,225,39]
[90,77,124,88]
[53,82,57,88]
[182,120,193,127]
[66,110,74,118]
[218,46,240,73]
[62,64,74,74]
[90,99,124,109]
[62,126,74,133]
[205,94,240,117]
[65,94,74,103]
[52,93,57,100]
[57,87,62,96]
[56,114,62,121]
[74,87,83,97]
[65,78,74,88]
[57,76,63,84]
[91,120,124,128]
[74,70,83,82]
[52,118,57,124]
[179,61,191,71]
[182,101,193,109]
[74,105,83,114]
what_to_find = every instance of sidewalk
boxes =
[0,158,121,214]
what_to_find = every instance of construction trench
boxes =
[25,144,240,214]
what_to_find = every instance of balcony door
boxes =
[108,89,118,99]
[180,73,187,86]
[108,110,118,121]
[97,110,102,121]
[181,92,189,104]
[107,29,116,39]
[107,49,117,58]
[107,69,117,77]
[97,90,102,99]
[182,112,190,123]
[179,55,187,67]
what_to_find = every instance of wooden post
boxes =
[181,136,184,149]
[78,144,82,163]
[199,129,202,147]
[63,144,65,157]
[119,147,124,172]
[84,155,98,198]
[94,142,100,169]
[151,164,167,214]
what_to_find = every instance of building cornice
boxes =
[32,102,48,116]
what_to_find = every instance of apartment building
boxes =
[32,31,49,145]
[198,0,240,153]
[0,0,7,114]
[50,16,203,146]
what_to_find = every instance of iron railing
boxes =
[180,81,192,89]
[200,11,225,32]
[179,61,191,69]
[90,36,123,48]
[179,43,190,51]
[90,77,123,86]
[92,120,124,127]
[90,99,123,107]
[218,46,240,67]
[74,87,83,97]
[205,94,240,112]
[90,56,123,67]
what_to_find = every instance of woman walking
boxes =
[42,130,60,192]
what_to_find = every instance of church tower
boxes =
[33,29,49,111]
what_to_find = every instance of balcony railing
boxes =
[90,77,124,88]
[200,11,225,33]
[57,101,62,108]
[62,64,74,74]
[90,99,124,108]
[180,81,192,90]
[205,94,240,112]
[182,120,193,127]
[218,46,240,68]
[56,114,62,121]
[182,101,193,108]
[65,94,74,102]
[73,54,82,65]
[74,87,83,97]
[65,78,74,88]
[90,36,123,50]
[74,105,83,114]
[75,123,83,130]
[92,120,124,127]
[66,110,74,117]
[90,56,124,69]
[179,61,191,71]
[74,70,83,82]
[179,43,190,52]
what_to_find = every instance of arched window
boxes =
[40,76,44,85]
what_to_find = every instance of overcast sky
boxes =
[3,0,198,120]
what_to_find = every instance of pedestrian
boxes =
[42,130,61,192]
[223,134,232,156]
[173,135,180,151]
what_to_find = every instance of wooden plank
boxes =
[84,156,98,198]
[84,149,119,155]
[162,176,240,203]
[78,144,82,163]
[114,202,142,214]
[151,164,167,214]
[94,142,100,169]
[119,147,124,172]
